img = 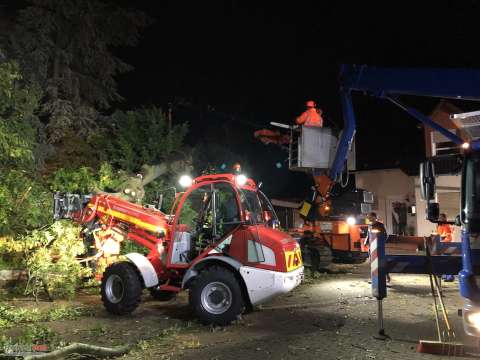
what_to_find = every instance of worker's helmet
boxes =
[306,100,316,108]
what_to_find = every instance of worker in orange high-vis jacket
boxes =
[437,213,453,242]
[437,213,455,282]
[296,100,323,127]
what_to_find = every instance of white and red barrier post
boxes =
[370,229,387,338]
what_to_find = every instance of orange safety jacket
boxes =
[437,223,453,242]
[296,108,323,127]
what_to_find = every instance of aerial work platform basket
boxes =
[288,127,338,171]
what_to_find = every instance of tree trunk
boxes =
[23,343,130,360]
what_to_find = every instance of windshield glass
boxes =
[258,190,279,227]
[462,153,480,232]
[240,190,264,224]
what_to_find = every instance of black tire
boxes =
[101,262,142,315]
[149,286,176,301]
[188,266,244,325]
[302,245,333,272]
[316,245,333,269]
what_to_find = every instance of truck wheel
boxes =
[316,245,333,269]
[149,286,176,301]
[303,245,333,272]
[101,262,142,315]
[189,266,244,325]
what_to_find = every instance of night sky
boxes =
[8,0,480,198]
[115,1,480,196]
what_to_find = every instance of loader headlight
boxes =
[235,174,247,186]
[346,216,356,226]
[179,175,193,188]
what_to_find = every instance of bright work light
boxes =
[179,175,193,188]
[235,174,247,186]
[346,216,356,226]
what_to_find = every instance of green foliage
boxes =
[22,324,58,345]
[98,162,129,192]
[22,221,90,299]
[0,60,49,237]
[0,4,192,305]
[0,328,59,354]
[49,162,128,193]
[0,221,91,299]
[49,167,97,193]
[120,241,148,256]
[106,107,189,172]
[46,305,94,321]
[9,0,149,146]
[0,303,92,329]
[0,61,41,171]
[0,171,51,236]
[0,257,15,271]
[142,177,177,212]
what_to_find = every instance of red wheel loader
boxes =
[54,172,303,325]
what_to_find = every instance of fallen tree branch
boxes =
[23,343,130,360]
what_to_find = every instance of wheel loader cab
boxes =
[169,179,243,266]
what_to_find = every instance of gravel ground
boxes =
[2,262,479,359]
[168,263,478,360]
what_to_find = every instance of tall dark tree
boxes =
[6,0,148,168]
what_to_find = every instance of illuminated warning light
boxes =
[346,216,356,226]
[275,162,282,168]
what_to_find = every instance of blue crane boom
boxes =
[330,64,480,182]
[335,64,480,338]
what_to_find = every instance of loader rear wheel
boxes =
[189,266,244,325]
[149,286,176,301]
[101,262,142,315]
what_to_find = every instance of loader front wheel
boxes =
[101,262,142,315]
[189,266,244,325]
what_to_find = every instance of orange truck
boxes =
[272,188,373,269]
